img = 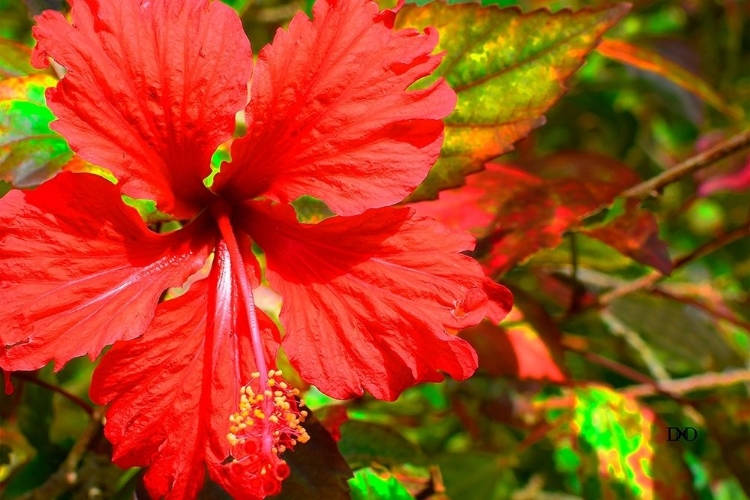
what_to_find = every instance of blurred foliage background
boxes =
[1,0,749,499]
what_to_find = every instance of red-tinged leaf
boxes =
[597,39,740,119]
[540,385,694,500]
[699,156,750,195]
[0,74,73,187]
[238,202,513,401]
[584,201,672,275]
[31,0,252,218]
[315,405,349,442]
[412,152,641,275]
[215,0,455,216]
[395,2,630,200]
[91,243,282,500]
[461,320,568,383]
[0,39,40,78]
[0,172,213,372]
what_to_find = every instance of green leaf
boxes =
[1,445,68,499]
[0,38,38,78]
[609,294,744,374]
[219,0,252,14]
[349,468,414,500]
[17,374,55,452]
[338,420,424,469]
[541,385,695,500]
[395,2,630,200]
[0,74,73,188]
[436,452,517,500]
[276,413,353,500]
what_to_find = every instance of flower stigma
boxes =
[226,370,310,494]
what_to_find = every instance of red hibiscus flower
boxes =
[0,0,512,498]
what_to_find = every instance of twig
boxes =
[21,408,104,500]
[651,288,750,332]
[622,129,750,200]
[598,222,750,305]
[621,369,750,398]
[575,350,660,386]
[11,372,93,416]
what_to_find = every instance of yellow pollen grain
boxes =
[251,372,260,379]
[268,370,275,378]
[269,415,279,424]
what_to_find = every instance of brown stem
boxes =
[621,369,750,398]
[622,129,750,200]
[11,372,93,416]
[598,222,750,305]
[21,408,104,500]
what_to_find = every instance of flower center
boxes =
[227,369,310,453]
[225,370,310,495]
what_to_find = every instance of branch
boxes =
[651,288,750,332]
[621,369,750,398]
[598,222,750,305]
[622,129,750,200]
[11,372,93,416]
[21,408,104,500]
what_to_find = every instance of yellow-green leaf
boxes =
[0,74,73,187]
[395,1,630,200]
[0,38,38,79]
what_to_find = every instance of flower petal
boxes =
[238,202,511,400]
[215,0,455,216]
[31,0,252,218]
[0,172,212,371]
[91,242,280,500]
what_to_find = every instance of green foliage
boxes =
[349,469,414,500]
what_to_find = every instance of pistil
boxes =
[213,202,275,455]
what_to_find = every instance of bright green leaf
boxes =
[349,468,414,500]
[395,2,630,200]
[541,385,695,500]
